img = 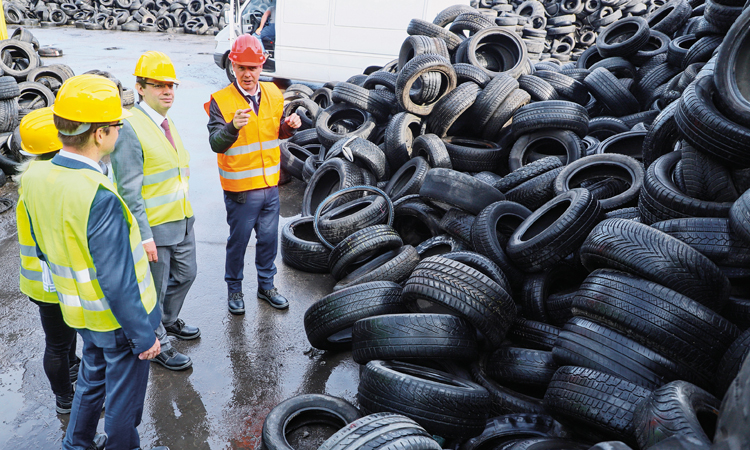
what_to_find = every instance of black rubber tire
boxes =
[505,167,565,211]
[643,102,680,169]
[639,151,734,224]
[407,18,464,52]
[438,208,475,244]
[303,281,406,350]
[497,157,564,193]
[714,329,750,397]
[317,195,390,246]
[419,168,505,215]
[462,414,570,450]
[668,34,697,69]
[520,261,586,324]
[595,130,647,162]
[315,103,377,149]
[454,63,492,88]
[0,40,39,79]
[326,137,390,182]
[632,381,719,450]
[403,255,516,348]
[262,394,362,450]
[395,54,457,116]
[433,4,476,27]
[384,156,431,202]
[507,189,601,273]
[449,11,496,36]
[471,200,531,281]
[544,366,651,444]
[511,101,589,139]
[412,134,451,169]
[518,75,560,102]
[554,317,701,390]
[442,137,503,172]
[481,88,533,141]
[487,347,558,388]
[471,359,547,416]
[554,154,644,211]
[534,71,589,105]
[647,0,692,36]
[595,16,650,58]
[392,197,442,246]
[508,318,561,351]
[730,189,750,245]
[352,313,478,364]
[318,412,441,450]
[470,74,521,130]
[632,63,681,107]
[713,8,750,128]
[427,82,481,137]
[358,360,491,439]
[280,142,313,181]
[508,130,582,172]
[583,68,639,115]
[572,268,739,381]
[414,234,469,258]
[333,245,419,292]
[440,250,511,293]
[681,35,722,70]
[384,112,423,169]
[301,158,365,217]
[590,57,637,80]
[280,217,331,274]
[466,27,529,78]
[676,143,738,203]
[0,76,20,100]
[580,218,731,311]
[328,225,403,280]
[587,117,631,141]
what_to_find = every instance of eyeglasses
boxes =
[145,82,178,90]
[97,122,124,130]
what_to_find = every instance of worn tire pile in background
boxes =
[0,27,133,190]
[2,0,233,34]
[267,1,750,449]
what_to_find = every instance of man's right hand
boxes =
[139,337,161,360]
[143,240,158,263]
[232,108,254,130]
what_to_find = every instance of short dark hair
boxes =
[136,76,147,102]
[53,115,111,149]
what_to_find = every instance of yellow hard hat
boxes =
[20,107,62,155]
[51,74,132,123]
[133,51,180,83]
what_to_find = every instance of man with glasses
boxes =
[111,51,198,372]
[21,74,168,450]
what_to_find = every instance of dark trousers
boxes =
[224,186,280,294]
[32,299,78,397]
[63,330,150,450]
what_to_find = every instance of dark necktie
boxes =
[161,118,176,150]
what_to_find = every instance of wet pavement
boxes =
[0,27,359,449]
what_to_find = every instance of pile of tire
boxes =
[2,0,227,34]
[0,28,133,188]
[269,2,750,449]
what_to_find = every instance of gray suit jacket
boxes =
[111,103,194,247]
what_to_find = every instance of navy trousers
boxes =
[224,186,280,294]
[62,330,150,450]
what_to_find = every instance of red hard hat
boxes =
[228,34,266,65]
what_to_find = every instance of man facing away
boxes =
[112,51,198,371]
[21,74,167,450]
[205,34,301,315]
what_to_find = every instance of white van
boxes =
[213,0,472,83]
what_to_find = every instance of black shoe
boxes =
[152,348,192,371]
[56,392,74,414]
[164,318,201,340]
[258,287,289,309]
[86,433,107,450]
[228,292,245,315]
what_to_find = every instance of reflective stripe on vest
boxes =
[204,82,283,192]
[20,161,157,331]
[124,107,193,228]
[16,186,57,303]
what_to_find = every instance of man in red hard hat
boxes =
[204,34,301,315]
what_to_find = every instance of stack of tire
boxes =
[2,0,228,34]
[0,28,133,188]
[269,2,750,449]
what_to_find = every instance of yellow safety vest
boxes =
[17,171,57,303]
[204,82,283,192]
[21,161,157,331]
[124,107,193,227]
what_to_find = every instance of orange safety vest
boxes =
[204,82,283,192]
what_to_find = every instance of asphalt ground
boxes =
[0,26,358,450]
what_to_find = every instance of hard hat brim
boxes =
[137,75,181,84]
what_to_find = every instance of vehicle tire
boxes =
[403,255,516,347]
[582,68,639,116]
[395,54,457,116]
[508,130,582,172]
[332,82,391,121]
[454,63,492,88]
[470,74,520,130]
[647,0,692,36]
[438,208,474,244]
[407,18,463,52]
[262,394,361,450]
[280,142,313,181]
[301,158,364,217]
[0,76,20,100]
[419,168,505,215]
[595,16,650,58]
[497,157,564,193]
[481,88,532,142]
[554,154,644,211]
[466,27,529,78]
[580,218,731,311]
[471,200,531,282]
[508,318,561,351]
[392,196,442,246]
[316,103,377,149]
[414,234,469,258]
[713,8,750,128]
[0,40,39,79]
[630,30,671,67]
[535,70,589,105]
[280,217,330,273]
[587,117,631,141]
[317,195,390,246]
[632,381,719,450]
[507,189,602,273]
[328,225,403,280]
[511,101,589,139]
[304,281,406,350]
[0,100,19,133]
[487,347,557,388]
[412,134,451,170]
[333,245,419,291]
[544,366,651,443]
[715,329,750,397]
[442,137,503,172]
[729,189,750,245]
[318,412,441,450]
[384,156,430,202]
[427,82,481,137]
[17,81,54,114]
[471,359,547,416]
[643,101,679,169]
[505,167,565,211]
[518,75,559,102]
[652,217,750,268]
[572,268,739,380]
[352,313,477,364]
[358,360,490,439]
[384,112,423,170]
[463,414,570,450]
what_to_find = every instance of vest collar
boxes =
[54,151,103,173]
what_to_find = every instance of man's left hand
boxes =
[284,113,302,129]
